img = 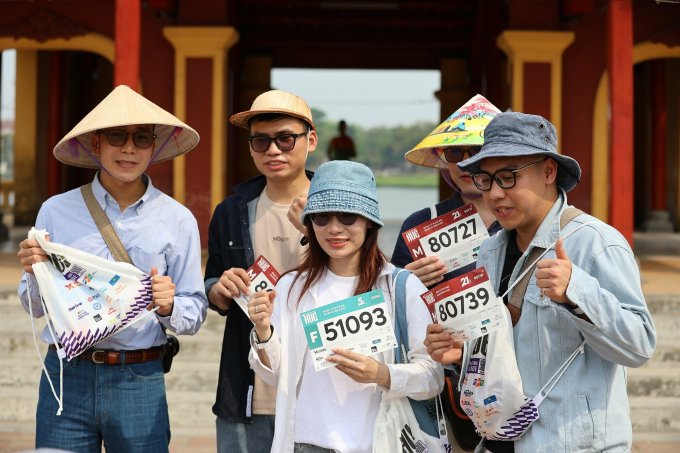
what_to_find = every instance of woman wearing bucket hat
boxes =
[205,89,318,452]
[392,94,501,289]
[247,161,443,453]
[17,85,208,453]
[426,112,655,452]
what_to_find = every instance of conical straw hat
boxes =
[230,89,315,130]
[53,85,200,169]
[404,94,501,168]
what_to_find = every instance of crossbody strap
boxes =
[391,267,410,364]
[80,183,133,265]
[506,207,584,325]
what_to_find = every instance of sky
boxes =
[272,69,440,128]
[1,52,440,128]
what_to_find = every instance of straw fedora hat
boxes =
[404,94,501,169]
[230,90,315,130]
[53,85,200,169]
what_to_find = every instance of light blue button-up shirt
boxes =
[19,174,208,350]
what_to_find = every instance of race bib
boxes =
[420,267,506,341]
[234,255,280,324]
[301,289,397,371]
[402,203,489,273]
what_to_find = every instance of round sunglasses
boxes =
[310,212,359,227]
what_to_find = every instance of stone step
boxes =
[627,366,680,398]
[646,295,680,315]
[629,397,680,433]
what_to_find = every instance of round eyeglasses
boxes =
[99,129,157,149]
[472,158,547,191]
[310,212,359,227]
[248,132,308,153]
[442,147,480,164]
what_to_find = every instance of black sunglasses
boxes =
[442,148,480,163]
[99,128,157,149]
[248,132,308,153]
[310,212,359,227]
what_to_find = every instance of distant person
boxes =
[425,112,656,452]
[16,85,208,452]
[390,94,501,450]
[327,119,357,160]
[204,90,317,453]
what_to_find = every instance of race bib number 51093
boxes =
[300,289,397,371]
[420,267,506,341]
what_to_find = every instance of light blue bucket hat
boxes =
[458,112,582,192]
[302,161,383,227]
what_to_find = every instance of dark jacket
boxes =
[391,192,502,286]
[204,171,313,423]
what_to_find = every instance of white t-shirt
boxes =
[294,270,384,453]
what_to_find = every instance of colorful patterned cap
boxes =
[404,94,501,168]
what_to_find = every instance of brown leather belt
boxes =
[49,344,164,365]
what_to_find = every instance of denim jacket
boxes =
[461,192,656,452]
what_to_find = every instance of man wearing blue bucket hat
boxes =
[425,112,656,452]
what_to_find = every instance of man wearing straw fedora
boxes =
[17,85,208,453]
[425,112,655,452]
[204,90,317,452]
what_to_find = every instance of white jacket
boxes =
[249,263,443,453]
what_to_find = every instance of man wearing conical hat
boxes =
[389,94,502,450]
[204,89,317,453]
[17,85,208,452]
[392,94,501,287]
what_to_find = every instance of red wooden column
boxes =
[651,60,667,211]
[607,0,634,244]
[114,0,141,90]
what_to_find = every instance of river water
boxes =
[376,186,438,258]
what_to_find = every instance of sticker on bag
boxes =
[28,228,156,360]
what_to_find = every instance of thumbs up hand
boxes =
[535,238,573,304]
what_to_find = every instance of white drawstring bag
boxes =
[26,228,157,414]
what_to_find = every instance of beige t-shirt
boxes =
[252,187,305,415]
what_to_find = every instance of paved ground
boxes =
[1,227,679,452]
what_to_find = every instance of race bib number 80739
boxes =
[420,267,506,341]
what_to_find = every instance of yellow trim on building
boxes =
[497,30,574,149]
[163,26,239,208]
[591,41,680,221]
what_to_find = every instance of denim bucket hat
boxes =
[458,112,581,192]
[302,161,383,227]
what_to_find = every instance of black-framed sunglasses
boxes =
[472,158,547,191]
[310,212,359,227]
[248,132,308,153]
[99,129,157,149]
[442,148,480,163]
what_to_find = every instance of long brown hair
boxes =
[287,216,386,307]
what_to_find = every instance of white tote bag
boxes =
[28,228,156,360]
[373,395,446,453]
